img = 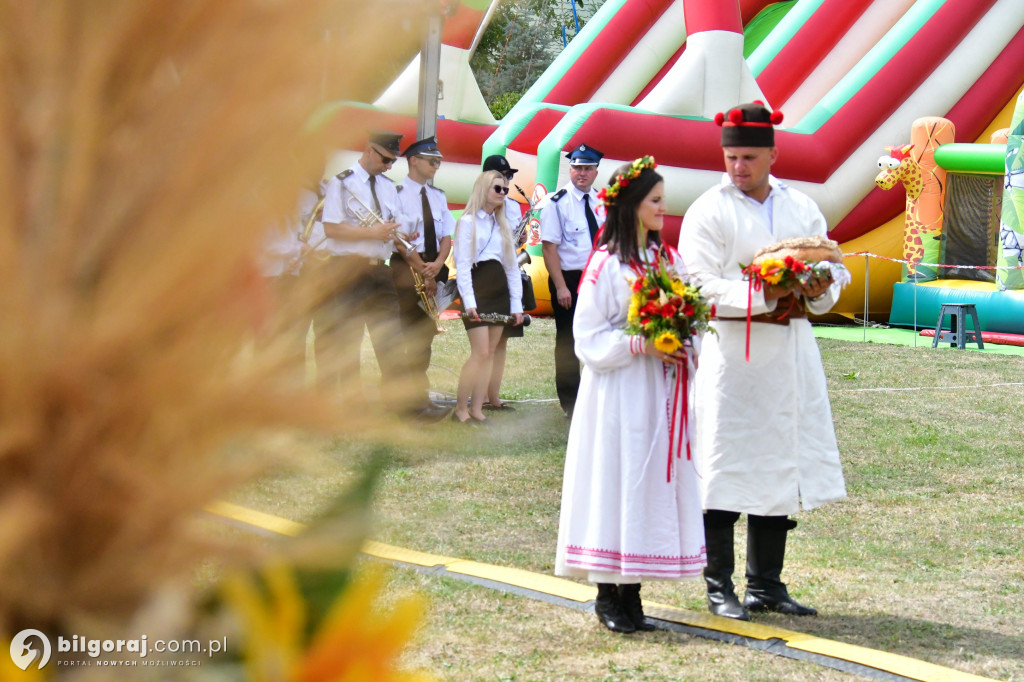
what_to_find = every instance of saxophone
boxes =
[460,312,532,326]
[512,184,535,267]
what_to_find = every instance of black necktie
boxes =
[368,174,382,216]
[421,186,438,262]
[583,193,599,243]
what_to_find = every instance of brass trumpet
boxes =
[299,195,325,244]
[347,192,445,333]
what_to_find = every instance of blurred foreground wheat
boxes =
[0,0,429,645]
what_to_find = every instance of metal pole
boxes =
[862,254,869,342]
[417,9,444,140]
[468,0,501,59]
[912,272,918,347]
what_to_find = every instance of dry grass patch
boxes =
[234,325,1024,680]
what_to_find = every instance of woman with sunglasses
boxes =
[451,171,524,424]
[555,157,706,633]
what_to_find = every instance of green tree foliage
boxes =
[471,0,605,119]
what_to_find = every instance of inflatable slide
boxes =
[317,0,1024,321]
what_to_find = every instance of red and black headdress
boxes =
[714,101,783,148]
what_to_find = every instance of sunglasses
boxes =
[492,185,510,195]
[373,147,397,165]
[417,156,442,167]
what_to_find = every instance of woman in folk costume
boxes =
[451,170,524,425]
[555,157,706,634]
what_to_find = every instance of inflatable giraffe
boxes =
[874,116,954,281]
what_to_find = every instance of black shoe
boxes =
[483,402,516,412]
[618,584,656,631]
[744,517,817,616]
[743,591,817,616]
[595,584,635,634]
[703,517,750,621]
[413,402,451,423]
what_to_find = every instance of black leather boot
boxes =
[617,583,656,631]
[703,513,750,620]
[743,517,817,616]
[594,584,636,633]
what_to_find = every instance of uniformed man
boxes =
[314,130,412,414]
[391,136,454,422]
[540,143,605,417]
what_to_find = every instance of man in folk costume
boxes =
[391,136,454,422]
[316,130,410,413]
[540,143,605,418]
[678,102,846,620]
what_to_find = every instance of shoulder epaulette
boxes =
[550,188,568,202]
[336,169,354,181]
[427,184,446,196]
[376,174,395,184]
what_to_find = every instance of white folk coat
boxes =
[555,247,706,583]
[678,175,846,517]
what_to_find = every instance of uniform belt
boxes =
[715,294,806,326]
[333,254,384,266]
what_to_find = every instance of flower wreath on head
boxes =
[596,155,657,207]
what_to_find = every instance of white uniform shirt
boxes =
[503,196,524,229]
[261,187,317,277]
[320,162,403,259]
[539,182,605,271]
[678,173,846,516]
[453,209,523,314]
[395,178,455,256]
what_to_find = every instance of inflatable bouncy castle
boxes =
[883,95,1024,335]
[317,0,1024,323]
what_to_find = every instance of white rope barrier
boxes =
[840,252,1024,347]
[833,381,1024,393]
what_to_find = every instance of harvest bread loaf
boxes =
[752,236,843,264]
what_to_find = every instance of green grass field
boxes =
[238,319,1024,681]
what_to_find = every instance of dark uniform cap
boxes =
[482,154,517,175]
[368,130,403,156]
[402,136,443,158]
[714,101,784,148]
[565,143,604,166]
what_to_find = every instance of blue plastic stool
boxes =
[932,303,983,349]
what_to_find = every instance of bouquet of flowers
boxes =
[740,253,832,288]
[740,236,847,290]
[625,251,715,354]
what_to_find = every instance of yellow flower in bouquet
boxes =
[624,249,715,352]
[653,331,682,354]
[223,564,433,682]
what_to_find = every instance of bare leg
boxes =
[455,325,494,422]
[467,326,504,419]
[487,336,509,407]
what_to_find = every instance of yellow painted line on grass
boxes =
[445,560,597,603]
[208,502,998,682]
[207,501,306,536]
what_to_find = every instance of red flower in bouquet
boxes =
[625,250,715,354]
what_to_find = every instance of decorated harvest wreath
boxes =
[597,155,657,207]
